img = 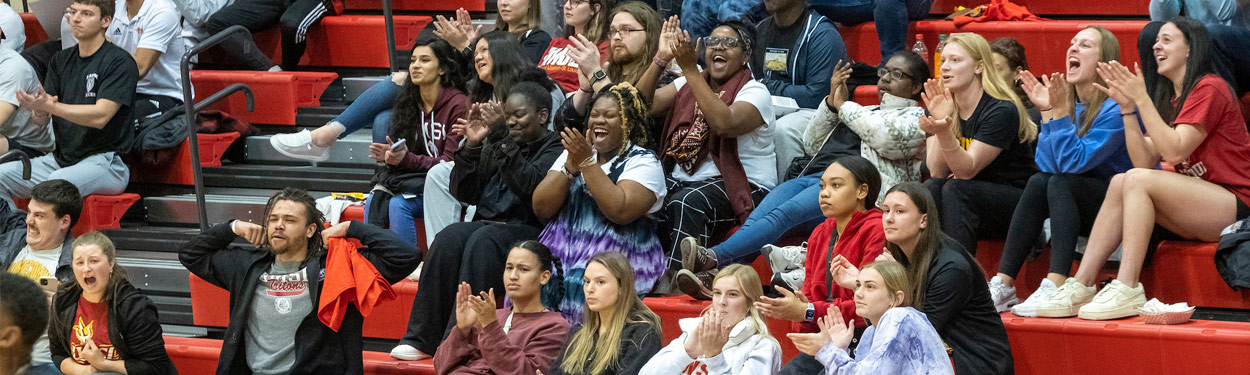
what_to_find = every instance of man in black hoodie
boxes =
[180,187,420,375]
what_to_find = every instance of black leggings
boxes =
[998,173,1108,278]
[925,178,1024,256]
[205,0,334,70]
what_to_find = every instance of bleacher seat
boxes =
[14,194,140,237]
[344,0,486,12]
[189,273,420,340]
[339,205,428,254]
[838,20,1147,71]
[164,336,436,375]
[131,133,241,185]
[190,71,337,125]
[928,0,1149,17]
[19,12,49,47]
[244,15,432,68]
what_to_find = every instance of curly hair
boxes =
[589,82,652,159]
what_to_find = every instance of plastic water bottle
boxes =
[911,34,929,66]
[934,34,948,76]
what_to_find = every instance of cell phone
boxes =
[389,138,407,151]
[39,276,60,293]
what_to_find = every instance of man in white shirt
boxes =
[62,0,185,122]
[0,34,54,158]
[0,179,83,366]
[0,4,24,52]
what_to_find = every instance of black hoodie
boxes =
[48,280,177,375]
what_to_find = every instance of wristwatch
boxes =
[805,303,816,322]
[590,69,608,84]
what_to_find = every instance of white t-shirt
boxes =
[549,145,668,213]
[7,245,62,365]
[668,77,778,188]
[0,48,53,153]
[62,0,185,100]
[0,4,24,52]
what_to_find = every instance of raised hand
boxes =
[918,114,951,137]
[672,31,699,72]
[232,221,266,247]
[569,34,604,77]
[827,60,853,108]
[1017,70,1051,111]
[698,306,733,357]
[1094,62,1135,109]
[468,288,498,327]
[786,331,831,356]
[829,255,860,290]
[454,282,478,331]
[656,16,681,62]
[820,306,854,350]
[755,285,811,322]
[921,79,954,120]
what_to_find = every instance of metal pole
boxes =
[382,0,398,73]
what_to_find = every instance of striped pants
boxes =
[205,0,335,70]
[660,177,769,274]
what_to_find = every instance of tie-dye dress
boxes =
[540,147,666,323]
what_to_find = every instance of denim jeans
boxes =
[711,173,825,265]
[334,78,399,143]
[366,192,425,246]
[811,0,934,63]
[680,0,766,38]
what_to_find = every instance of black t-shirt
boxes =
[921,236,1014,375]
[751,16,805,82]
[958,93,1036,187]
[44,42,138,166]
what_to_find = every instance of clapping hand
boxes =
[827,60,853,109]
[756,285,811,322]
[875,249,896,263]
[917,113,951,136]
[432,8,480,51]
[15,87,57,113]
[452,102,504,147]
[671,31,699,72]
[1094,61,1147,110]
[468,288,498,327]
[655,16,681,63]
[569,34,604,79]
[454,282,478,331]
[829,255,860,290]
[561,128,594,174]
[819,306,854,351]
[686,305,733,359]
[921,78,954,121]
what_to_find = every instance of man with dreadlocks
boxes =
[179,187,420,375]
[533,82,668,323]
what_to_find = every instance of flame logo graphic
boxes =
[73,317,94,344]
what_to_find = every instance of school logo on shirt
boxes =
[85,73,98,98]
[1176,160,1207,178]
[681,360,709,375]
[261,268,308,314]
[71,317,119,364]
[7,260,51,281]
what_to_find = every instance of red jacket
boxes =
[318,238,398,331]
[797,209,884,333]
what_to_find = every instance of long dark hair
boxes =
[831,155,882,210]
[390,38,468,151]
[511,240,564,312]
[882,182,941,308]
[606,2,660,84]
[589,82,652,157]
[469,31,529,103]
[1150,17,1220,123]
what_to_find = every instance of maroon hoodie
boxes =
[398,87,467,171]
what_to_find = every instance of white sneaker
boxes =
[988,276,1019,313]
[389,344,431,361]
[1035,278,1097,318]
[1077,279,1146,320]
[270,129,330,162]
[761,244,807,274]
[1010,278,1059,317]
[771,268,805,292]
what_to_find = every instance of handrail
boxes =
[0,150,31,180]
[382,0,398,72]
[181,25,254,231]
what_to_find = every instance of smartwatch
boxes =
[591,69,608,84]
[805,303,816,322]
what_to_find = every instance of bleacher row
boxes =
[14,0,1250,373]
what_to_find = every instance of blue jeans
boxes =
[680,0,765,38]
[334,78,399,143]
[811,0,934,63]
[366,192,425,246]
[712,173,825,265]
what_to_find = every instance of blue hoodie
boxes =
[1035,99,1138,179]
[756,11,846,109]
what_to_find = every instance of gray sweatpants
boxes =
[0,152,130,206]
[422,161,474,249]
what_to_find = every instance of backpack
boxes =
[1214,217,1250,291]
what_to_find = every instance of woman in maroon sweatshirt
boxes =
[755,156,886,372]
[433,241,571,375]
[365,37,469,247]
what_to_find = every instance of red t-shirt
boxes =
[71,296,121,364]
[539,38,610,93]
[1170,74,1250,206]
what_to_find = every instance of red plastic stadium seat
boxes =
[644,295,801,362]
[14,194,140,237]
[19,13,49,47]
[1141,241,1250,309]
[853,85,880,106]
[344,0,485,12]
[164,336,437,375]
[838,20,1147,72]
[189,71,338,125]
[188,274,421,339]
[362,351,436,375]
[240,15,432,68]
[928,0,1149,17]
[338,206,427,254]
[131,133,241,185]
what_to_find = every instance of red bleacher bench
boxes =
[19,13,49,47]
[345,0,485,12]
[131,133,241,185]
[243,15,432,69]
[189,273,420,340]
[838,20,1147,71]
[928,0,1149,17]
[339,205,428,254]
[189,71,337,125]
[164,336,436,375]
[14,194,140,237]
[644,295,802,362]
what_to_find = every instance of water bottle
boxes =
[911,34,929,66]
[934,34,948,76]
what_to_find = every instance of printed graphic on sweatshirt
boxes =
[71,309,121,364]
[260,268,309,314]
[540,45,578,73]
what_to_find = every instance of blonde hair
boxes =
[560,252,661,374]
[704,264,773,341]
[862,261,910,307]
[496,0,543,34]
[946,33,1037,144]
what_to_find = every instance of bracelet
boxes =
[1120,110,1138,116]
[653,55,669,68]
[1037,106,1053,112]
[939,142,962,152]
[580,86,594,94]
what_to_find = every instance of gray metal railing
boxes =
[383,0,399,72]
[0,150,30,180]
[181,25,256,231]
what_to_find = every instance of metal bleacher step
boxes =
[202,164,374,192]
[244,132,378,168]
[144,194,272,225]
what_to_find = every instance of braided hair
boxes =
[589,82,652,161]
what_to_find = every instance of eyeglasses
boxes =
[877,67,915,81]
[562,0,587,8]
[610,28,645,38]
[702,36,742,49]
